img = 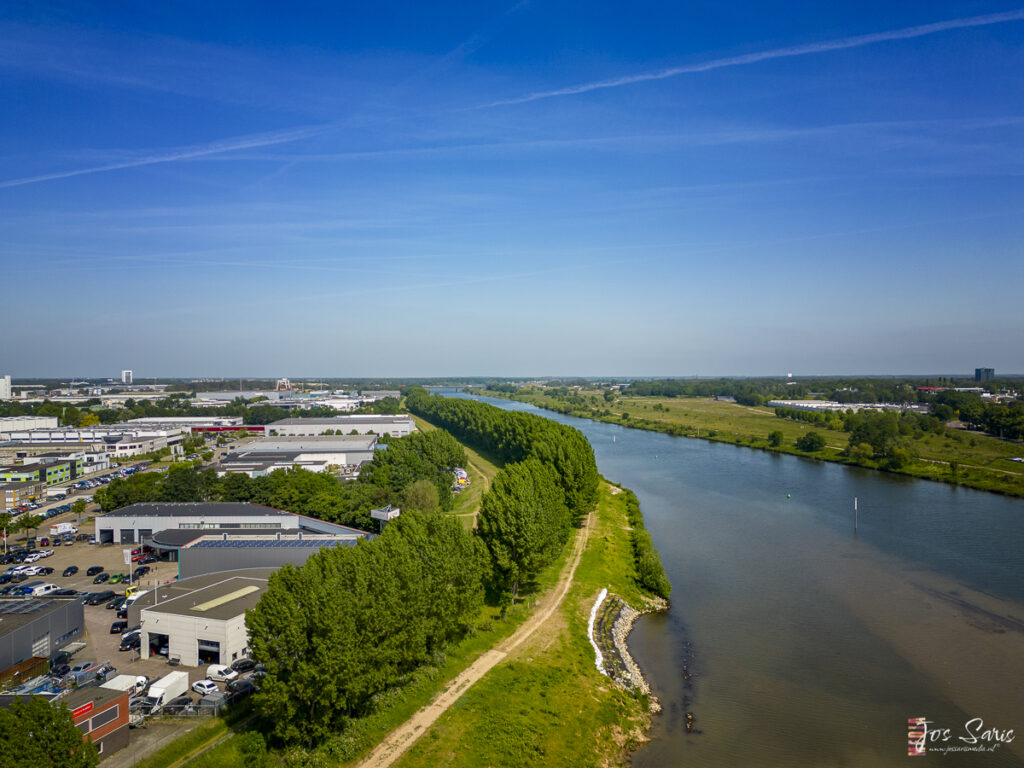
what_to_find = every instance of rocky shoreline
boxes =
[593,592,668,712]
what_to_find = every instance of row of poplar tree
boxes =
[246,391,601,746]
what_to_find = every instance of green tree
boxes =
[403,478,440,514]
[767,430,784,447]
[795,431,826,452]
[0,696,99,767]
[478,459,569,600]
[18,513,43,542]
[71,499,87,523]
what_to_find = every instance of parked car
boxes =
[69,661,95,676]
[116,607,128,620]
[87,590,115,605]
[52,589,80,597]
[86,566,104,576]
[106,596,126,610]
[205,665,238,683]
[109,573,124,584]
[110,621,128,634]
[226,678,257,698]
[192,680,218,696]
[164,695,196,715]
[230,658,256,673]
[36,567,54,575]
[92,572,110,584]
[75,533,90,542]
[132,566,150,578]
[139,555,158,565]
[62,566,79,577]
[119,634,141,652]
[39,538,50,547]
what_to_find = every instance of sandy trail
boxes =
[357,509,594,768]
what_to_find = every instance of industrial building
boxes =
[65,685,130,757]
[0,375,10,401]
[0,456,84,486]
[267,414,416,438]
[0,415,59,438]
[1,424,187,458]
[123,416,244,432]
[2,481,46,510]
[218,435,378,477]
[160,527,370,579]
[95,502,296,545]
[0,598,85,674]
[132,569,273,667]
[0,685,130,758]
[0,445,110,475]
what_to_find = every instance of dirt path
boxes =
[357,509,594,768]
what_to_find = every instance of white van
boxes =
[30,583,60,597]
[205,664,238,682]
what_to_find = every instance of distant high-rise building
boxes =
[0,375,11,400]
[121,370,133,385]
[975,367,995,382]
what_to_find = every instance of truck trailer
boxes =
[140,671,188,715]
[101,674,149,698]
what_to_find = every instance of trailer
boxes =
[141,671,188,715]
[49,522,77,537]
[101,674,149,698]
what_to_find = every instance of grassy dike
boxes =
[392,481,664,768]
[486,389,1024,499]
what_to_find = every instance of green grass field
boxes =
[393,482,658,768]
[502,389,1024,498]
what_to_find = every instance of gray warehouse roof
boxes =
[150,527,285,548]
[104,502,289,518]
[238,436,377,452]
[269,416,412,425]
[138,569,274,621]
[0,599,68,636]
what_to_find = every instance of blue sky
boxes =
[2,1,1023,378]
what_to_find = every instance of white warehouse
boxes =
[135,569,272,666]
[266,415,416,438]
[96,502,297,545]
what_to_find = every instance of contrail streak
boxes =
[479,9,1024,108]
[0,124,326,189]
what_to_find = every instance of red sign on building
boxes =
[72,701,94,719]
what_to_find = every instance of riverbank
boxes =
[391,481,669,768]
[478,388,1024,499]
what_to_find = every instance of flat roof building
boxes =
[96,502,295,545]
[0,425,187,458]
[218,435,378,477]
[267,414,415,438]
[0,598,85,675]
[0,415,59,438]
[134,569,274,667]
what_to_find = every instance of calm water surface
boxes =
[444,392,1024,766]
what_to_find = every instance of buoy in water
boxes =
[786,493,791,499]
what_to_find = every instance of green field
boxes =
[498,389,1024,498]
[393,482,658,768]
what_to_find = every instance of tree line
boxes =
[246,510,487,747]
[94,429,468,530]
[405,388,599,523]
[621,489,671,599]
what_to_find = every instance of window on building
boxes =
[90,705,119,730]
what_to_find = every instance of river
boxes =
[441,391,1024,766]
